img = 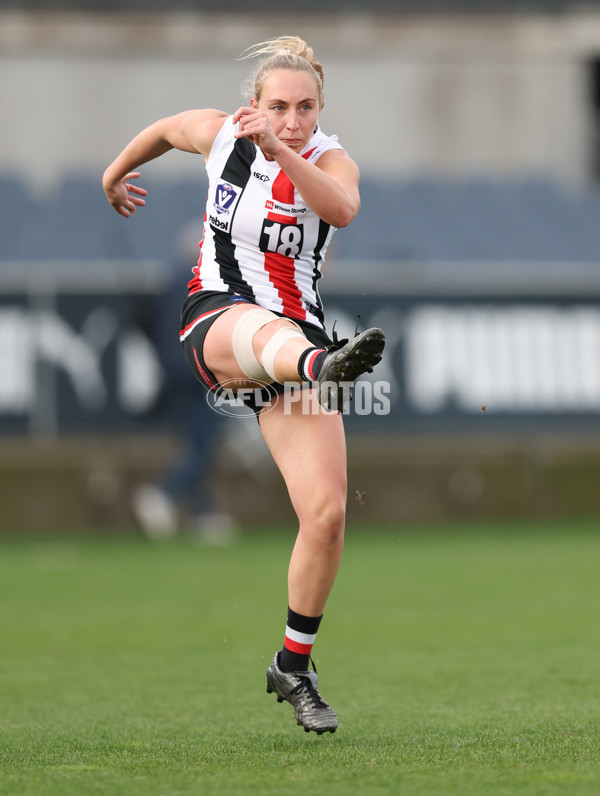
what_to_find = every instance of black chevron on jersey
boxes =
[309,219,330,325]
[213,137,256,300]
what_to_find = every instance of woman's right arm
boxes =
[102,109,228,217]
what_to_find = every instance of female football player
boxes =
[103,35,385,734]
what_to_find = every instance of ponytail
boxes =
[240,35,325,104]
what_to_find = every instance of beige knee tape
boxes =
[231,308,304,382]
[232,308,277,381]
[261,326,305,381]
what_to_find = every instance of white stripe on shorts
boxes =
[179,307,228,342]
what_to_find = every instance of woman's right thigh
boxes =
[180,292,318,389]
[203,304,306,387]
[202,303,262,385]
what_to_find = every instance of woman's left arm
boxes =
[232,106,360,227]
[273,147,360,228]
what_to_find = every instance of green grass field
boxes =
[1,521,599,795]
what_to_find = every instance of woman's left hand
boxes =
[232,107,281,156]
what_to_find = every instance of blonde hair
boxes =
[240,36,325,106]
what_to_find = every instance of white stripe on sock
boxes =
[285,625,317,646]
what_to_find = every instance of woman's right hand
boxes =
[102,171,148,218]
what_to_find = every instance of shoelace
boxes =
[327,314,362,353]
[328,322,349,352]
[291,674,329,709]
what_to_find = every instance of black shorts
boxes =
[179,290,333,411]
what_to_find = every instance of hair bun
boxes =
[240,36,325,101]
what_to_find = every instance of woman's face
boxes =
[252,69,322,154]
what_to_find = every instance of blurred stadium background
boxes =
[3,0,600,533]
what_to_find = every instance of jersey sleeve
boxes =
[307,132,345,164]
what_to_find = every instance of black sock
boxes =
[278,607,323,673]
[297,347,328,383]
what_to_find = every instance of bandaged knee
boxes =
[231,308,305,382]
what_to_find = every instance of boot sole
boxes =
[317,329,385,411]
[267,683,337,735]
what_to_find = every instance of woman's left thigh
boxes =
[259,389,347,524]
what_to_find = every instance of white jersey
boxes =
[187,116,345,328]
